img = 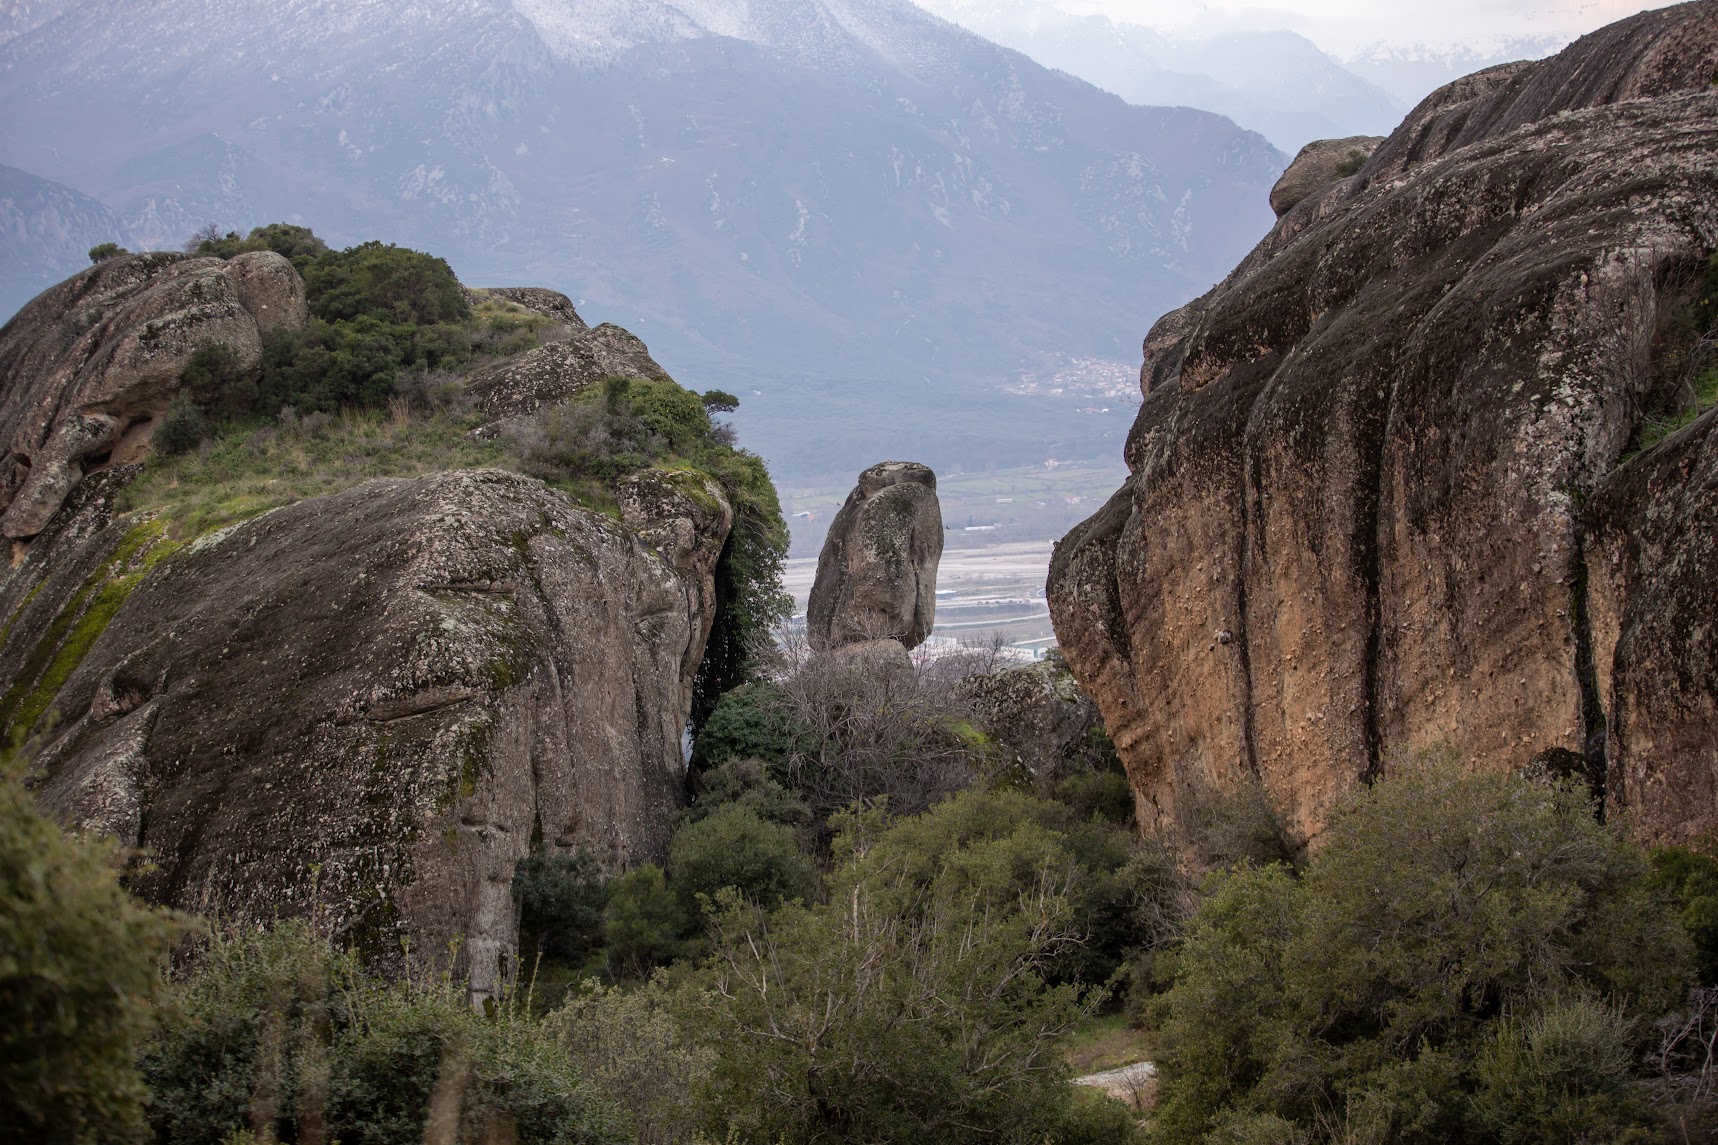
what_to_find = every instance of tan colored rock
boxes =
[1267,136,1384,218]
[1048,2,1718,843]
[7,468,729,1003]
[0,250,306,539]
[807,461,943,652]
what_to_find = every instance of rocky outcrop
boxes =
[0,250,306,539]
[474,286,588,330]
[5,467,730,1000]
[1267,136,1384,217]
[1048,2,1718,842]
[958,655,1106,779]
[807,461,943,653]
[462,322,672,424]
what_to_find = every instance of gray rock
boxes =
[1048,2,1718,843]
[462,322,672,425]
[474,286,588,330]
[1267,135,1384,217]
[807,461,943,652]
[0,250,306,539]
[6,467,729,1002]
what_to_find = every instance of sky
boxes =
[1062,0,1667,55]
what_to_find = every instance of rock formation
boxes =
[1047,2,1718,843]
[1267,135,1384,217]
[462,321,673,424]
[806,461,943,654]
[0,251,307,540]
[0,255,738,998]
[958,654,1107,780]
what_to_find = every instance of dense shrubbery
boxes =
[1149,757,1694,1145]
[141,922,622,1145]
[0,769,181,1143]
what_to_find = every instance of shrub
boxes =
[88,242,127,262]
[1470,996,1645,1145]
[514,850,608,967]
[1,769,181,1143]
[690,681,814,773]
[549,979,713,1145]
[1654,841,1718,985]
[141,921,624,1145]
[1150,758,1691,1144]
[667,803,818,918]
[153,393,210,456]
[682,757,813,835]
[688,789,1093,1144]
[601,866,685,980]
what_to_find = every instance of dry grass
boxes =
[116,409,511,539]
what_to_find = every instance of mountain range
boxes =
[0,0,1284,483]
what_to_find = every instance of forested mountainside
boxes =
[1050,1,1718,846]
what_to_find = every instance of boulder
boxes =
[0,250,306,539]
[957,655,1106,779]
[1267,135,1384,217]
[806,461,943,652]
[1047,2,1718,842]
[5,467,730,1002]
[474,286,588,330]
[462,322,672,424]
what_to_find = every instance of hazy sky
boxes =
[1064,0,1666,55]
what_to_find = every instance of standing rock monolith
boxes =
[807,461,943,653]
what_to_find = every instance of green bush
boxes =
[1653,841,1718,985]
[688,789,1094,1144]
[667,803,818,918]
[1052,1088,1146,1145]
[682,757,813,835]
[1150,758,1691,1144]
[141,921,623,1145]
[153,393,210,455]
[88,242,127,263]
[691,681,814,773]
[514,851,609,967]
[1,769,180,1143]
[601,866,685,980]
[1470,996,1645,1145]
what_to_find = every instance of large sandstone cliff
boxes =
[1047,2,1718,843]
[0,255,734,997]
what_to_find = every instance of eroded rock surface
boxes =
[473,286,588,330]
[1267,136,1384,217]
[463,322,672,424]
[1048,2,1718,842]
[807,461,943,652]
[0,251,306,539]
[4,468,729,1000]
[958,655,1107,780]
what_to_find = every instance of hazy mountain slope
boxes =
[1344,38,1564,107]
[0,0,1283,482]
[910,0,1404,152]
[0,164,131,320]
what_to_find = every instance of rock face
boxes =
[0,250,306,539]
[1047,2,1718,843]
[807,461,943,653]
[462,322,672,424]
[958,655,1107,780]
[1267,135,1384,217]
[5,467,730,1000]
[471,286,588,331]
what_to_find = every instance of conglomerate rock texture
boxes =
[807,461,943,652]
[0,250,306,539]
[0,255,737,998]
[1047,1,1718,843]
